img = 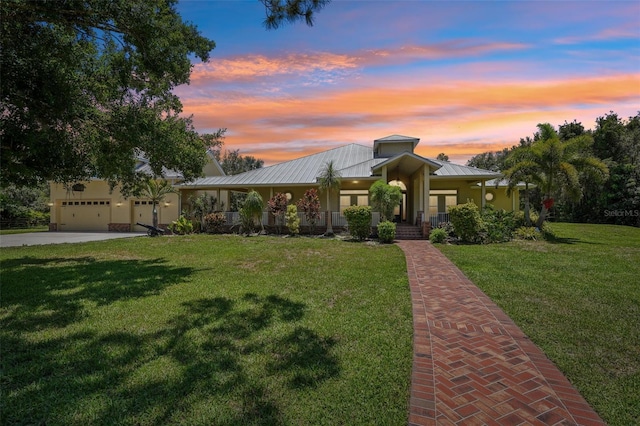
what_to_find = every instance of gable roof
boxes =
[179,142,501,188]
[373,134,420,152]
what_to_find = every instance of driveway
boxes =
[0,232,146,248]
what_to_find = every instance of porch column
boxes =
[382,165,388,183]
[481,180,486,208]
[423,165,430,223]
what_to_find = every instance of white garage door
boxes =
[59,200,111,231]
[132,200,160,232]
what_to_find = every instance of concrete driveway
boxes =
[0,232,147,248]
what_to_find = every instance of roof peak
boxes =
[374,134,420,142]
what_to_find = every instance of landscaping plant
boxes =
[285,204,300,235]
[343,205,372,241]
[376,220,396,243]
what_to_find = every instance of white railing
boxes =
[297,212,326,227]
[430,212,450,227]
[223,211,382,228]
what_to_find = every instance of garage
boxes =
[132,200,159,232]
[59,200,111,231]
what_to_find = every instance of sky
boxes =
[174,0,640,165]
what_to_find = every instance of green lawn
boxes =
[0,236,413,425]
[438,223,640,426]
[0,226,48,235]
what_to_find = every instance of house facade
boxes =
[49,135,516,233]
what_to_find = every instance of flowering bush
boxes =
[267,192,288,234]
[297,189,321,234]
[204,212,226,234]
[285,204,300,235]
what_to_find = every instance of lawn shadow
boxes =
[2,291,340,425]
[0,256,194,331]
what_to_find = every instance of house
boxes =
[49,134,517,234]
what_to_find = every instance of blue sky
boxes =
[174,1,640,165]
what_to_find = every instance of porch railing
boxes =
[429,212,450,227]
[222,211,383,227]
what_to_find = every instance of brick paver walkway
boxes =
[397,241,605,426]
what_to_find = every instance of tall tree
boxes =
[509,123,609,227]
[261,0,330,29]
[221,150,264,176]
[1,0,216,193]
[318,160,341,235]
[436,153,449,162]
[1,1,327,192]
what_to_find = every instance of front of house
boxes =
[49,135,516,233]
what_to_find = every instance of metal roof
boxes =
[179,143,501,188]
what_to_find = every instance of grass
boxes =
[0,226,48,235]
[0,235,413,425]
[437,223,640,426]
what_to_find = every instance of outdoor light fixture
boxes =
[116,202,122,207]
[48,202,54,206]
[164,201,170,207]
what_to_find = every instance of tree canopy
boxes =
[1,0,327,194]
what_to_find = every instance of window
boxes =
[339,190,369,212]
[429,190,457,213]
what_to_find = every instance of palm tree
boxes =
[318,160,341,236]
[138,179,177,228]
[503,147,542,226]
[506,123,608,227]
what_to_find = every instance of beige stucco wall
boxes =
[50,180,181,231]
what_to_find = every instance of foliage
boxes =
[0,0,216,192]
[514,226,538,240]
[188,193,223,232]
[540,222,556,241]
[204,212,227,234]
[369,180,402,222]
[221,149,264,176]
[169,215,194,235]
[0,183,50,227]
[377,220,396,243]
[318,161,342,235]
[267,192,289,234]
[438,223,640,425]
[285,204,300,235]
[0,235,412,425]
[436,153,449,161]
[297,189,321,234]
[343,206,372,241]
[239,190,264,234]
[448,202,485,243]
[481,207,516,243]
[514,210,539,229]
[262,0,330,29]
[137,179,177,228]
[504,123,609,227]
[429,228,448,244]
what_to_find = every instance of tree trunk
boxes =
[152,203,158,228]
[524,184,531,227]
[536,205,547,228]
[325,192,333,235]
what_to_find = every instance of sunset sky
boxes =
[174,1,640,165]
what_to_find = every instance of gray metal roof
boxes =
[180,143,501,188]
[431,160,501,178]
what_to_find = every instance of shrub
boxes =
[514,210,539,228]
[429,228,447,244]
[448,202,485,242]
[267,192,288,234]
[285,204,300,235]
[377,220,396,243]
[343,205,372,241]
[514,226,538,241]
[204,212,226,234]
[240,190,264,234]
[481,207,516,243]
[297,189,321,235]
[169,215,194,235]
[369,180,402,221]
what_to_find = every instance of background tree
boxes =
[436,153,449,162]
[520,123,608,227]
[138,179,177,228]
[369,180,402,222]
[221,150,265,176]
[0,183,50,228]
[318,161,341,235]
[297,188,321,234]
[502,148,541,226]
